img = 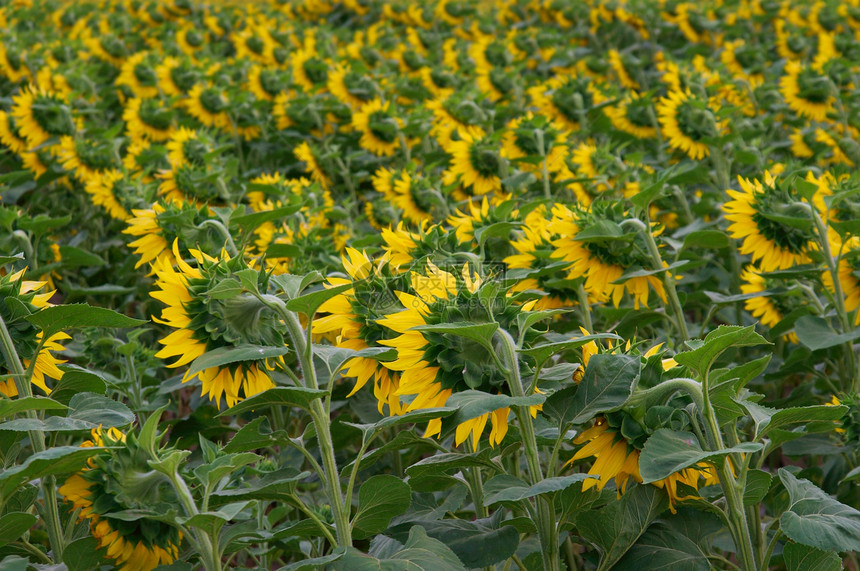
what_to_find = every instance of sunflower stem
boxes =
[465,440,487,519]
[699,367,759,571]
[638,212,689,342]
[0,312,66,561]
[495,328,559,571]
[198,219,239,258]
[576,284,593,333]
[278,302,352,549]
[809,207,858,392]
[536,129,552,201]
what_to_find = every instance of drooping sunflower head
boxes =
[377,261,539,447]
[186,83,230,129]
[601,90,657,140]
[352,98,402,157]
[314,248,410,414]
[10,84,76,149]
[550,202,668,309]
[327,64,379,108]
[501,113,569,174]
[150,242,283,407]
[442,130,506,198]
[116,51,160,99]
[723,171,816,272]
[0,268,68,398]
[156,56,199,97]
[740,265,802,343]
[780,60,834,122]
[59,427,182,571]
[657,89,721,160]
[123,97,176,143]
[58,135,117,182]
[528,75,594,131]
[381,222,453,272]
[246,65,286,102]
[372,166,437,225]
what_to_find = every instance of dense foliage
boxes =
[1,0,860,569]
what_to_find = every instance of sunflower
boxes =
[0,109,29,153]
[377,261,540,448]
[504,206,577,310]
[150,242,282,408]
[442,131,505,197]
[314,248,405,414]
[446,195,515,245]
[601,91,657,139]
[185,84,230,129]
[740,266,800,343]
[501,113,569,175]
[568,417,719,513]
[780,61,833,122]
[822,238,860,326]
[175,24,206,61]
[294,141,331,189]
[0,269,68,398]
[85,169,133,221]
[10,84,75,149]
[550,204,667,309]
[372,167,434,225]
[58,135,116,182]
[723,171,815,272]
[291,38,328,92]
[58,427,182,571]
[232,27,278,65]
[155,57,198,97]
[426,93,486,147]
[123,98,175,142]
[246,65,285,102]
[527,75,595,132]
[124,203,173,269]
[116,52,160,99]
[327,64,378,108]
[0,42,29,83]
[720,39,765,87]
[657,89,721,160]
[607,49,639,90]
[352,98,402,157]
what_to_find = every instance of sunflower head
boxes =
[59,427,182,571]
[0,268,67,397]
[377,261,540,447]
[151,243,284,407]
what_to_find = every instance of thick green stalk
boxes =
[169,470,221,571]
[700,369,758,571]
[576,284,593,333]
[0,313,65,561]
[495,329,559,571]
[810,209,858,392]
[636,216,689,341]
[278,301,352,548]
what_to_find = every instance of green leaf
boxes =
[520,333,621,367]
[313,345,396,381]
[748,403,847,440]
[194,453,261,487]
[17,213,71,235]
[62,536,108,571]
[206,278,243,300]
[630,180,666,211]
[0,392,133,432]
[778,468,860,552]
[612,260,692,283]
[50,368,108,405]
[25,304,146,339]
[0,446,101,498]
[285,282,353,317]
[673,326,769,377]
[406,450,502,481]
[474,221,521,246]
[208,469,312,508]
[744,469,773,506]
[0,555,28,571]
[681,230,730,250]
[576,485,668,571]
[186,344,291,380]
[218,387,326,416]
[569,354,640,424]
[638,429,761,483]
[412,322,498,351]
[0,396,66,419]
[58,245,105,268]
[279,552,344,571]
[0,513,36,547]
[486,473,594,504]
[613,520,710,571]
[352,475,412,539]
[574,219,636,242]
[794,315,860,350]
[223,417,280,454]
[541,385,579,428]
[231,204,302,232]
[345,407,455,437]
[0,254,25,266]
[387,519,517,568]
[331,526,466,571]
[783,542,842,571]
[181,502,249,538]
[443,390,544,428]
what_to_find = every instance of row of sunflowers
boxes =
[1,0,860,569]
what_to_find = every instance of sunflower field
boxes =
[2,0,860,569]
